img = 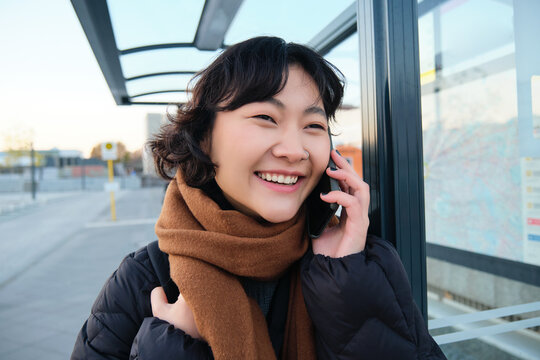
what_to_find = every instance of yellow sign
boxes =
[101,141,118,161]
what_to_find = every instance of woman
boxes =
[71,36,445,359]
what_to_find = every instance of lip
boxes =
[254,173,304,193]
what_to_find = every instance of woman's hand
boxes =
[150,287,203,340]
[312,149,370,258]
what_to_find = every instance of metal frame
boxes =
[72,0,363,106]
[308,2,357,56]
[126,71,197,82]
[427,243,540,287]
[71,0,237,105]
[130,90,188,99]
[194,0,244,50]
[121,43,194,55]
[71,0,128,105]
[357,0,427,319]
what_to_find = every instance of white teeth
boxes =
[257,172,299,185]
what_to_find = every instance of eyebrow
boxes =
[264,98,326,118]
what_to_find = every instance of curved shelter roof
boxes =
[71,0,357,106]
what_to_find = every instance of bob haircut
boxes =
[150,36,345,187]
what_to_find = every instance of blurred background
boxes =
[0,0,539,359]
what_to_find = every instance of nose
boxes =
[271,128,306,163]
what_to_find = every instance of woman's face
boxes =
[210,65,330,223]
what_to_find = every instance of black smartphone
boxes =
[306,134,340,239]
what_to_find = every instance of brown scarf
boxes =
[155,171,316,359]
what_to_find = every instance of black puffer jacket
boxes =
[71,235,445,359]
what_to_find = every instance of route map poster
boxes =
[522,158,540,265]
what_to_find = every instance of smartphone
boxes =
[306,134,340,239]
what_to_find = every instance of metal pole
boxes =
[30,143,36,200]
[81,158,86,190]
[357,0,427,320]
[107,159,116,221]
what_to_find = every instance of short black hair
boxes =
[150,36,345,186]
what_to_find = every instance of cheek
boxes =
[211,131,261,177]
[310,142,331,175]
[316,151,330,174]
[210,125,244,166]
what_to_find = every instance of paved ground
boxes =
[0,187,163,359]
[0,191,80,216]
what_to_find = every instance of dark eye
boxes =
[306,123,326,130]
[254,114,275,123]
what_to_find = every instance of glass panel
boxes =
[325,32,362,178]
[126,74,194,97]
[325,33,360,108]
[120,48,221,79]
[418,0,540,358]
[225,0,355,45]
[106,0,205,50]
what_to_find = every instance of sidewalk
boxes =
[0,187,163,359]
[0,191,80,216]
[0,190,131,286]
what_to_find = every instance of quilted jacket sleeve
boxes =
[301,235,446,360]
[130,317,212,359]
[70,246,213,359]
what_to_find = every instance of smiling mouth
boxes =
[256,172,300,185]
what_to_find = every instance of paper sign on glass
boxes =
[532,76,540,138]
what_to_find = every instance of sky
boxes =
[0,0,358,158]
[0,0,167,157]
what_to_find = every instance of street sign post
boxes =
[101,142,118,221]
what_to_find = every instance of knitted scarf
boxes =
[155,171,316,360]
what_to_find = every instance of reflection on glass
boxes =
[418,0,540,358]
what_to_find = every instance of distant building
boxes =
[143,113,167,176]
[41,149,83,168]
[0,148,82,168]
[0,148,109,179]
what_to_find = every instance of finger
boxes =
[338,179,350,194]
[321,191,367,227]
[328,168,350,193]
[320,190,359,210]
[151,286,168,315]
[331,149,355,173]
[326,167,365,194]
